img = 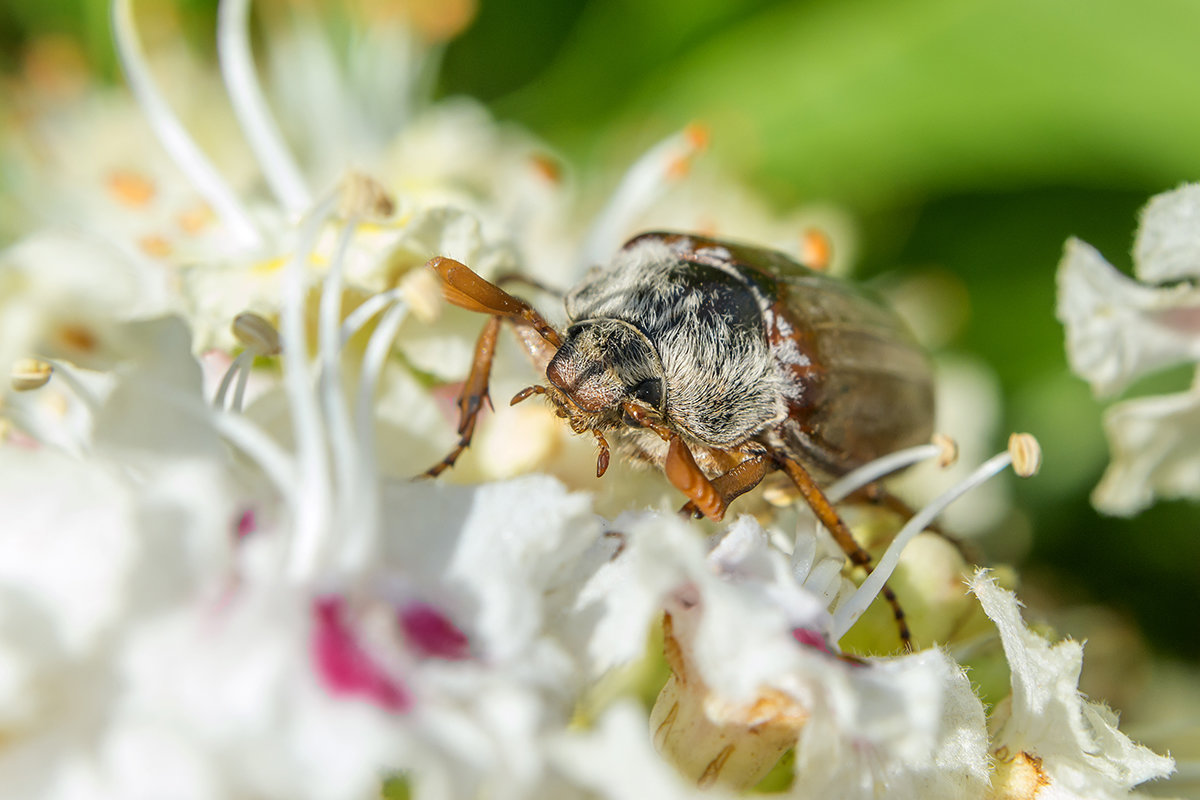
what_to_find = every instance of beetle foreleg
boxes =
[428,257,562,348]
[421,314,502,478]
[774,453,913,651]
[679,451,770,520]
[664,435,727,521]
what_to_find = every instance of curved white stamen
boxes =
[212,411,298,507]
[214,350,253,409]
[342,300,408,569]
[579,125,706,267]
[318,214,362,558]
[111,0,261,249]
[2,402,84,457]
[830,449,1016,642]
[217,0,312,214]
[823,441,948,505]
[282,192,338,580]
[40,358,101,415]
[231,361,252,412]
[340,288,405,345]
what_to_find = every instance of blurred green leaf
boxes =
[498,0,1200,209]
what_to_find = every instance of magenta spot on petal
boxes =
[399,603,471,661]
[234,509,256,540]
[312,597,411,712]
[792,627,833,654]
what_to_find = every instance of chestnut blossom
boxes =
[1057,183,1200,514]
[0,1,1180,799]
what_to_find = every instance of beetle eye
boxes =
[629,378,663,409]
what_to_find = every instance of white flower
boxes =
[1057,183,1200,514]
[970,571,1175,800]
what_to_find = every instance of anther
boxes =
[232,312,282,356]
[1008,432,1041,477]
[339,172,395,220]
[11,358,53,391]
[932,433,959,468]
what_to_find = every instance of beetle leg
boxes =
[774,453,913,651]
[428,257,562,348]
[421,314,502,478]
[678,451,770,519]
[664,435,727,522]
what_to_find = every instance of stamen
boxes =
[213,351,253,410]
[318,208,364,566]
[338,172,395,220]
[281,191,339,580]
[110,0,261,249]
[829,433,1042,642]
[217,0,312,215]
[823,436,957,504]
[340,288,405,345]
[11,358,53,391]
[579,123,709,267]
[39,358,100,415]
[232,311,282,356]
[215,312,282,410]
[343,299,408,570]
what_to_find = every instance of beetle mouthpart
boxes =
[594,431,611,478]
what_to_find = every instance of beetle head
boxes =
[544,318,666,420]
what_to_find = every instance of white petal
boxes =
[1133,184,1200,283]
[970,571,1174,798]
[1056,237,1200,397]
[0,448,139,655]
[380,476,599,663]
[790,648,990,800]
[551,701,733,800]
[1091,383,1200,515]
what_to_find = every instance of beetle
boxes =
[423,231,935,644]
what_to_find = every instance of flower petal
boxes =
[1056,237,1200,396]
[970,570,1174,799]
[1133,183,1200,283]
[1091,382,1200,515]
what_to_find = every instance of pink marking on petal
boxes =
[792,627,833,655]
[399,603,471,661]
[312,597,411,712]
[234,509,256,539]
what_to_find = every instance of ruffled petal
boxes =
[1133,183,1200,283]
[1057,237,1200,396]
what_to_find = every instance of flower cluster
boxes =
[1058,183,1200,515]
[0,2,1177,799]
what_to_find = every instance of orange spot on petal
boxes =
[529,153,563,185]
[800,228,832,271]
[684,122,710,151]
[106,169,156,208]
[138,235,173,258]
[56,324,97,354]
[177,203,214,235]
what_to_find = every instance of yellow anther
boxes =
[1008,432,1042,477]
[932,432,959,468]
[11,358,53,391]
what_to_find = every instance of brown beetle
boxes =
[424,231,935,644]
